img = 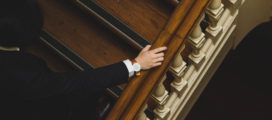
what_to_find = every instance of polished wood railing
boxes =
[106,0,210,120]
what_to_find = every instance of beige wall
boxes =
[233,0,272,48]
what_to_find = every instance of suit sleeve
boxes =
[16,61,129,100]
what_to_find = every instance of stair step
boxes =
[73,0,174,49]
[74,0,150,49]
[39,0,137,68]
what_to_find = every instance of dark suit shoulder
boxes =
[0,51,48,87]
[0,51,47,70]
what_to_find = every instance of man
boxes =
[0,0,167,119]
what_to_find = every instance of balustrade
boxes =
[103,0,244,120]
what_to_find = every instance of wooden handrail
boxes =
[106,0,210,119]
[105,1,195,119]
[121,0,210,119]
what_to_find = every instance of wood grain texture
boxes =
[96,0,174,42]
[120,0,211,119]
[39,0,137,68]
[106,0,198,119]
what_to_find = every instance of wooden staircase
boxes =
[35,0,244,119]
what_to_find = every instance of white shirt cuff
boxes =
[123,59,134,77]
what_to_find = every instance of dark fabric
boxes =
[0,0,43,47]
[0,51,128,120]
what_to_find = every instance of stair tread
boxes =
[39,0,137,68]
[96,0,173,42]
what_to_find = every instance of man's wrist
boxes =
[122,59,134,77]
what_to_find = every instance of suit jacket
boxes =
[0,51,129,120]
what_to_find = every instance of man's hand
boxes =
[135,45,167,70]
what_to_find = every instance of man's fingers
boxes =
[142,45,151,52]
[150,46,167,53]
[152,62,162,67]
[153,53,164,58]
[153,57,164,62]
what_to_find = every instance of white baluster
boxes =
[153,75,168,103]
[188,15,206,69]
[152,75,170,120]
[206,0,224,39]
[170,44,187,78]
[153,103,170,120]
[169,45,188,96]
[210,0,222,10]
[171,77,188,97]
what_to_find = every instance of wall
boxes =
[233,0,272,48]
